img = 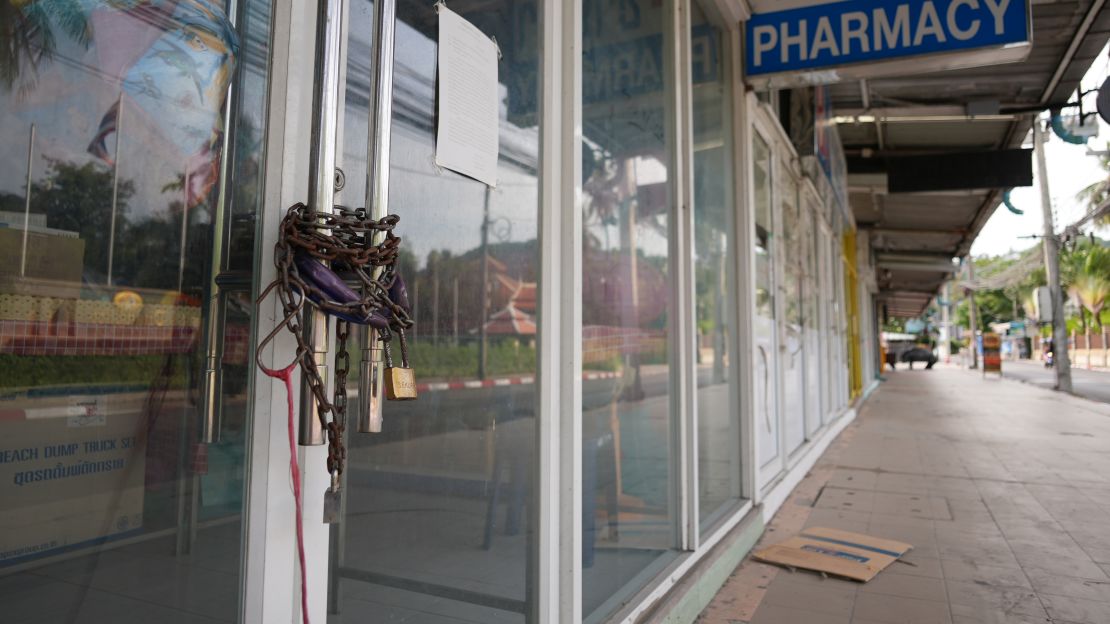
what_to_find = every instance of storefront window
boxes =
[803,196,821,437]
[752,132,778,482]
[690,7,739,530]
[328,1,539,622]
[778,163,805,455]
[581,0,677,617]
[0,0,271,620]
[816,224,830,423]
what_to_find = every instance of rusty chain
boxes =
[256,202,413,484]
[329,320,349,476]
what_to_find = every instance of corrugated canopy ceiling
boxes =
[830,0,1110,317]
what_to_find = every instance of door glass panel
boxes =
[824,224,840,420]
[330,1,539,622]
[778,165,804,455]
[803,198,820,437]
[752,133,778,481]
[581,0,676,618]
[690,5,739,531]
[0,0,272,621]
[816,223,825,421]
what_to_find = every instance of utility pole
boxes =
[432,256,439,346]
[20,124,34,278]
[1033,118,1072,392]
[478,187,490,380]
[107,94,124,287]
[452,276,459,346]
[967,258,979,369]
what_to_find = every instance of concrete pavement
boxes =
[698,365,1110,624]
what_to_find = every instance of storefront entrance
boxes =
[323,1,540,621]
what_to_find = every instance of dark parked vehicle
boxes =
[901,348,938,369]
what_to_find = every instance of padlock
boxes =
[383,329,417,401]
[323,473,342,524]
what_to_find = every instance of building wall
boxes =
[0,1,877,622]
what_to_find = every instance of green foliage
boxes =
[960,241,1110,333]
[882,317,906,333]
[31,159,135,274]
[406,339,535,379]
[0,354,186,391]
[2,0,90,93]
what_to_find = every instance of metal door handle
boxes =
[357,0,397,434]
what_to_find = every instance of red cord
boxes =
[262,361,310,624]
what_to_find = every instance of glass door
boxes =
[327,1,540,622]
[802,192,821,438]
[0,0,273,621]
[751,126,781,487]
[777,160,805,457]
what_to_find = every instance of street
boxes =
[1002,359,1110,404]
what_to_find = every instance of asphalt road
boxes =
[1001,359,1110,404]
[345,364,715,449]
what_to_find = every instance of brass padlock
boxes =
[383,329,417,401]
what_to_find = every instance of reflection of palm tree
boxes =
[2,0,90,94]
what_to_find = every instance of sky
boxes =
[971,45,1110,258]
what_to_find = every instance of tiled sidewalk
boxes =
[698,366,1110,624]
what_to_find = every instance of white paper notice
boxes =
[435,5,499,187]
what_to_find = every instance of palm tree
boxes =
[1,0,89,94]
[1071,273,1108,332]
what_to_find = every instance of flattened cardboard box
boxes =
[753,527,912,582]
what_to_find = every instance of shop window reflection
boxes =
[581,0,676,618]
[690,6,741,531]
[779,165,806,455]
[0,0,270,621]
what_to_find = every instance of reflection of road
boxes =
[350,365,720,438]
[1002,359,1110,404]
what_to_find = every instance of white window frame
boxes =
[243,0,335,621]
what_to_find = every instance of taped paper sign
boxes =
[753,527,913,582]
[435,4,500,187]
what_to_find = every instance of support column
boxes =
[1033,119,1073,392]
[967,258,978,370]
[939,282,951,362]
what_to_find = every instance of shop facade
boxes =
[0,0,871,622]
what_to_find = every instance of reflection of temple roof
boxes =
[483,302,535,336]
[512,283,536,314]
[482,265,537,336]
[490,269,536,316]
[487,256,508,274]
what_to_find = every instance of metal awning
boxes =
[830,0,1110,317]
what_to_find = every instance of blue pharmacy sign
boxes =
[746,0,1030,79]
